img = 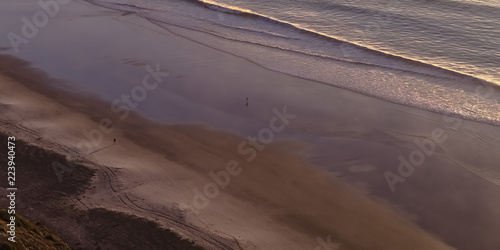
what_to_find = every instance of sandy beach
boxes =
[1,0,500,249]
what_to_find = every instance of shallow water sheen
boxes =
[87,0,500,126]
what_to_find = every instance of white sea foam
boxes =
[87,0,500,126]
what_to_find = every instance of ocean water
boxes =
[200,0,500,84]
[87,0,500,125]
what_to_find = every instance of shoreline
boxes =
[3,0,500,129]
[1,1,500,249]
[109,0,500,127]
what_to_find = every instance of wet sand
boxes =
[0,54,455,249]
[1,0,500,249]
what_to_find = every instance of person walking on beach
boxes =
[114,138,116,144]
